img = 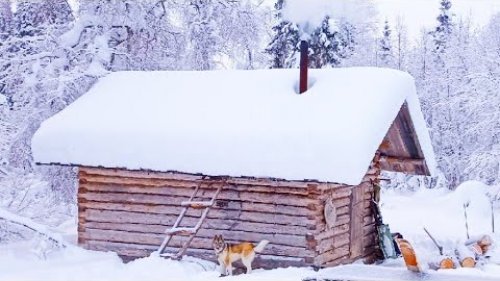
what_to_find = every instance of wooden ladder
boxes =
[157,177,226,260]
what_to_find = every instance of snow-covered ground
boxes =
[1,181,500,281]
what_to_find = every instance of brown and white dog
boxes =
[212,234,269,275]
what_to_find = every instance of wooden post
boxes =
[299,40,308,94]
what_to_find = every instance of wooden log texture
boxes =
[82,240,309,269]
[80,167,326,191]
[78,163,379,268]
[77,167,327,267]
[312,156,380,267]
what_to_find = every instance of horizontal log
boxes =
[80,209,317,234]
[80,228,313,258]
[80,166,325,190]
[314,244,350,266]
[80,173,323,197]
[79,199,318,218]
[330,197,350,208]
[327,187,352,200]
[82,221,307,248]
[315,214,350,233]
[79,185,317,208]
[80,206,314,228]
[315,223,350,241]
[82,240,310,269]
[316,232,350,254]
[319,255,352,267]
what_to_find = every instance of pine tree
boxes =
[309,16,342,68]
[378,19,393,67]
[433,0,453,52]
[265,0,299,68]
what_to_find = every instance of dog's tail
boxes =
[254,240,269,253]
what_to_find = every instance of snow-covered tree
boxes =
[0,0,81,218]
[394,16,408,70]
[433,0,453,53]
[265,0,299,68]
[183,0,265,70]
[308,16,342,68]
[377,19,394,67]
[0,0,11,39]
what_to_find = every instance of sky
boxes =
[269,0,500,40]
[374,0,500,39]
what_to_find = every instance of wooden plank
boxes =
[79,200,317,217]
[314,244,350,266]
[379,155,428,176]
[315,213,351,233]
[79,185,317,207]
[315,223,350,241]
[80,207,314,228]
[80,228,312,258]
[80,209,316,234]
[83,221,306,248]
[349,184,365,259]
[376,103,430,176]
[315,232,350,254]
[328,187,352,199]
[80,166,322,189]
[320,255,352,267]
[80,172,321,196]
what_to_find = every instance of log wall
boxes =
[312,157,380,267]
[77,164,380,269]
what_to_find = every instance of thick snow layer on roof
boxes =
[32,68,436,185]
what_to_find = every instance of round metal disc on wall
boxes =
[324,198,337,229]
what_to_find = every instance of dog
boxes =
[212,234,269,275]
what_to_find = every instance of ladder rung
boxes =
[158,178,227,258]
[181,200,213,208]
[165,227,197,235]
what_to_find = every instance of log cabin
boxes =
[31,66,436,270]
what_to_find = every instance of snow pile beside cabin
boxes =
[381,181,500,270]
[32,68,435,185]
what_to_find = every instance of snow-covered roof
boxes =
[32,68,436,185]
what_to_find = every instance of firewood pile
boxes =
[397,233,495,272]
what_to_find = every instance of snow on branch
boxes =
[0,208,68,248]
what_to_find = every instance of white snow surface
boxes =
[382,181,500,271]
[282,0,335,36]
[2,181,500,281]
[32,68,436,185]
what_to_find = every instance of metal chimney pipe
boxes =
[299,40,309,94]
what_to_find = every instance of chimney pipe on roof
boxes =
[299,40,309,94]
